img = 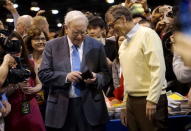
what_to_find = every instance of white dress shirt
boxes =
[67,36,84,98]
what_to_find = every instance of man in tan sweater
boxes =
[105,5,168,131]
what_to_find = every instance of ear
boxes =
[120,16,127,24]
[64,24,68,34]
[64,24,68,30]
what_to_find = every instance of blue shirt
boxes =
[0,93,7,109]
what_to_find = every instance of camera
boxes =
[0,31,31,86]
[0,30,21,54]
[2,56,32,86]
[0,0,6,7]
[0,37,21,54]
[5,57,31,84]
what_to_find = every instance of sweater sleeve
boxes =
[144,29,166,104]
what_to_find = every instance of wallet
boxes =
[81,70,93,80]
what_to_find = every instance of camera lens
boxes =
[167,11,174,18]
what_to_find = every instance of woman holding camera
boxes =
[3,31,45,131]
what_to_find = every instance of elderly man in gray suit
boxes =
[38,10,110,131]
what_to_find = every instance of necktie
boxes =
[71,45,81,96]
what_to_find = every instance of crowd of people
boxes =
[0,0,191,131]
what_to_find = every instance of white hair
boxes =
[17,15,33,29]
[64,10,88,26]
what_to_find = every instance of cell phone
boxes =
[81,70,93,80]
[177,0,191,35]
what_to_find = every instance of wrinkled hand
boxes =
[3,0,17,13]
[18,81,30,88]
[120,108,128,127]
[66,71,82,83]
[3,54,16,68]
[188,88,191,106]
[84,72,96,84]
[18,80,40,94]
[0,106,6,115]
[21,86,40,94]
[2,101,11,117]
[174,32,191,67]
[0,33,6,38]
[146,101,156,120]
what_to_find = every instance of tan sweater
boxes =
[119,26,167,104]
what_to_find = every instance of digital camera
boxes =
[0,30,31,86]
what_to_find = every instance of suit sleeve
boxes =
[95,45,111,90]
[38,42,70,88]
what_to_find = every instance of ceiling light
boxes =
[57,23,62,27]
[30,7,40,12]
[13,4,18,8]
[51,10,59,15]
[6,18,14,23]
[106,0,115,4]
[30,2,40,12]
[121,2,125,6]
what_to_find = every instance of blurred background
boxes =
[0,0,175,31]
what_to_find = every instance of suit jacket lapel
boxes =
[80,37,91,72]
[62,36,71,72]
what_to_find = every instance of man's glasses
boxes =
[71,31,86,37]
[107,16,121,29]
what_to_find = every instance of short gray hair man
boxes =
[64,10,88,27]
[16,15,33,37]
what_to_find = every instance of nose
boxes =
[38,40,45,45]
[89,28,95,33]
[76,34,84,40]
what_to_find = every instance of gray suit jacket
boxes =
[38,36,110,128]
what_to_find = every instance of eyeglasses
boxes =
[107,17,121,29]
[71,31,86,37]
[68,27,86,37]
[32,37,46,41]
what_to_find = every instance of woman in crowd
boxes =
[25,26,48,119]
[4,31,45,131]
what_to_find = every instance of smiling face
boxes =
[66,20,87,46]
[87,26,103,38]
[31,32,46,52]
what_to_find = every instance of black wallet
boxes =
[81,70,93,80]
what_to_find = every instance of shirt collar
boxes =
[95,37,106,45]
[126,23,140,41]
[67,36,83,50]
